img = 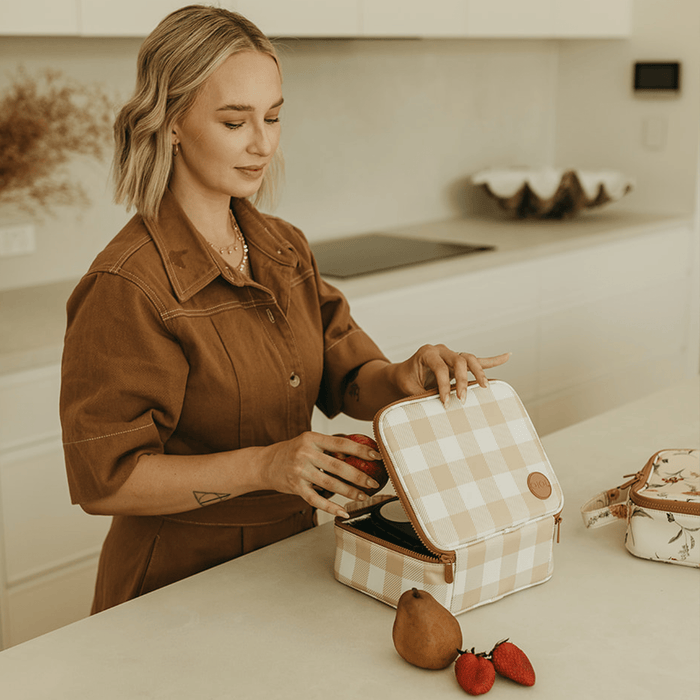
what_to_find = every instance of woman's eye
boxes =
[265,117,280,125]
[225,122,244,130]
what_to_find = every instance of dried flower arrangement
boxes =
[0,67,113,214]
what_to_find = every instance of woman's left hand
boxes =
[341,346,512,420]
[390,345,511,406]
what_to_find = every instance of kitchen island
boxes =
[0,377,697,699]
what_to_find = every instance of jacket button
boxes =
[289,372,301,388]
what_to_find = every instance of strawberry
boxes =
[489,639,536,687]
[454,648,495,696]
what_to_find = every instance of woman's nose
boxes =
[248,122,275,156]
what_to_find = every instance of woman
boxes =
[60,5,509,613]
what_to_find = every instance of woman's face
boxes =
[170,51,283,204]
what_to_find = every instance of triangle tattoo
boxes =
[193,491,231,507]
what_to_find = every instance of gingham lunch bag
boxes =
[334,380,564,615]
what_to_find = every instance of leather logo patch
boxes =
[527,472,552,500]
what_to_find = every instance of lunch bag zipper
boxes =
[623,450,700,517]
[336,510,456,583]
[372,433,457,584]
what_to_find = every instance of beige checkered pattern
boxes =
[334,380,563,614]
[333,526,453,610]
[451,516,555,612]
[376,381,562,551]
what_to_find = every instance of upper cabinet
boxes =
[360,0,468,38]
[464,0,553,38]
[234,0,361,38]
[465,0,632,39]
[0,0,80,35]
[0,0,634,38]
[80,0,188,36]
[552,0,632,38]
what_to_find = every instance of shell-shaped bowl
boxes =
[471,167,634,219]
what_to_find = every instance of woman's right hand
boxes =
[255,432,382,518]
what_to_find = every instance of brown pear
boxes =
[392,588,462,670]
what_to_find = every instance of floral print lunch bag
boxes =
[581,449,700,567]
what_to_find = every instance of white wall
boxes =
[274,39,558,239]
[555,0,700,215]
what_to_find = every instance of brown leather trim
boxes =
[629,449,700,516]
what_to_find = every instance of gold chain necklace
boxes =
[207,210,249,273]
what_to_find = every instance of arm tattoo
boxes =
[193,491,231,507]
[348,382,360,403]
[343,366,362,403]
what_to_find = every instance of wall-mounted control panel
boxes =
[634,62,681,93]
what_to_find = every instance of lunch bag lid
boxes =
[375,380,563,552]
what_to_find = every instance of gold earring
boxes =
[172,142,180,157]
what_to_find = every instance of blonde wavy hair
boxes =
[113,4,283,220]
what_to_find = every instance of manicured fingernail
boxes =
[369,450,381,460]
[357,492,366,501]
[368,479,380,489]
[339,510,350,519]
[459,390,467,403]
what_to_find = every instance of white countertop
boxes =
[1,377,698,699]
[321,208,691,299]
[0,209,690,375]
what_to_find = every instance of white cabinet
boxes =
[80,0,189,36]
[0,366,109,649]
[360,0,469,38]
[0,0,79,35]
[464,0,632,38]
[0,0,633,37]
[235,0,361,38]
[465,0,553,38]
[552,0,632,38]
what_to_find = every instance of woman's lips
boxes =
[236,165,265,178]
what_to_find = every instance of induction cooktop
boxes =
[311,233,495,279]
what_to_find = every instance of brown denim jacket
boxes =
[60,191,387,611]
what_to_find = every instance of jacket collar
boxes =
[144,189,297,303]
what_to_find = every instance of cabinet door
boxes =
[465,0,553,38]
[360,0,468,37]
[0,441,110,585]
[465,0,632,38]
[0,1,79,35]
[235,0,361,37]
[553,0,632,38]
[80,0,191,36]
[0,366,61,452]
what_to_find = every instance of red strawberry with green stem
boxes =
[489,639,536,687]
[454,648,495,696]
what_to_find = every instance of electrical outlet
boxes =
[0,224,36,257]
